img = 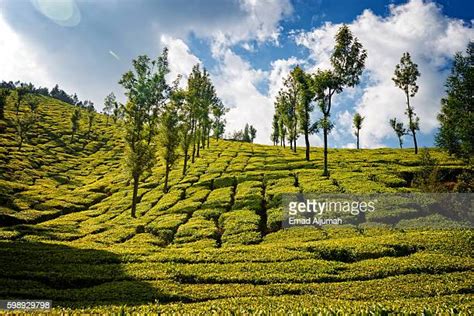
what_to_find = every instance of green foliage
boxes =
[436,42,474,162]
[119,49,170,217]
[393,51,421,154]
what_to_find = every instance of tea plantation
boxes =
[0,96,473,314]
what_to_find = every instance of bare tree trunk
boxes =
[323,126,329,177]
[406,93,418,154]
[182,134,189,176]
[412,128,418,154]
[131,174,139,218]
[356,129,360,149]
[196,129,201,158]
[304,131,310,161]
[164,164,170,193]
[191,120,196,163]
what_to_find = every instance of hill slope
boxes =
[0,95,473,313]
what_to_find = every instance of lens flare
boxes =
[31,0,81,27]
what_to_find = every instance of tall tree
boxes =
[278,113,287,148]
[187,64,203,163]
[353,112,364,149]
[113,101,124,123]
[271,114,280,146]
[436,42,473,162]
[313,25,367,176]
[85,101,95,138]
[392,52,420,154]
[70,108,81,143]
[157,101,181,193]
[243,123,251,142]
[211,99,227,141]
[103,92,116,126]
[0,88,9,120]
[280,73,299,151]
[249,125,257,143]
[389,118,407,149]
[293,66,316,160]
[14,99,35,150]
[119,49,170,218]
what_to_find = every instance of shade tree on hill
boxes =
[353,112,364,149]
[14,106,35,151]
[313,25,367,176]
[70,107,81,143]
[392,52,421,154]
[274,71,299,152]
[229,124,256,143]
[157,92,182,193]
[293,66,316,160]
[119,49,170,218]
[272,25,366,174]
[436,41,473,162]
[103,92,116,126]
[0,88,9,120]
[390,118,407,149]
[85,101,96,139]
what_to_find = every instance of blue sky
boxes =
[0,0,472,147]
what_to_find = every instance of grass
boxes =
[0,95,473,314]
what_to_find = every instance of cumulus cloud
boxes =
[210,48,271,143]
[160,35,201,87]
[0,0,292,111]
[295,0,473,148]
[0,13,53,88]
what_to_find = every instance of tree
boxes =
[293,66,316,160]
[277,73,299,151]
[436,42,473,162]
[389,118,407,149]
[249,125,257,143]
[243,123,251,142]
[113,101,124,123]
[271,114,279,145]
[392,52,420,154]
[186,65,201,163]
[85,102,96,139]
[278,113,287,147]
[211,100,227,141]
[103,92,116,126]
[119,49,170,218]
[313,25,367,176]
[14,105,35,150]
[70,108,81,143]
[0,89,9,120]
[353,112,364,149]
[157,101,181,193]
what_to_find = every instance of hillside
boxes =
[0,96,473,313]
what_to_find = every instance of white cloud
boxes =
[209,0,292,47]
[210,48,272,144]
[160,35,201,87]
[295,0,473,148]
[0,13,53,87]
[267,57,302,100]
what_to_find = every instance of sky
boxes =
[0,0,472,148]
